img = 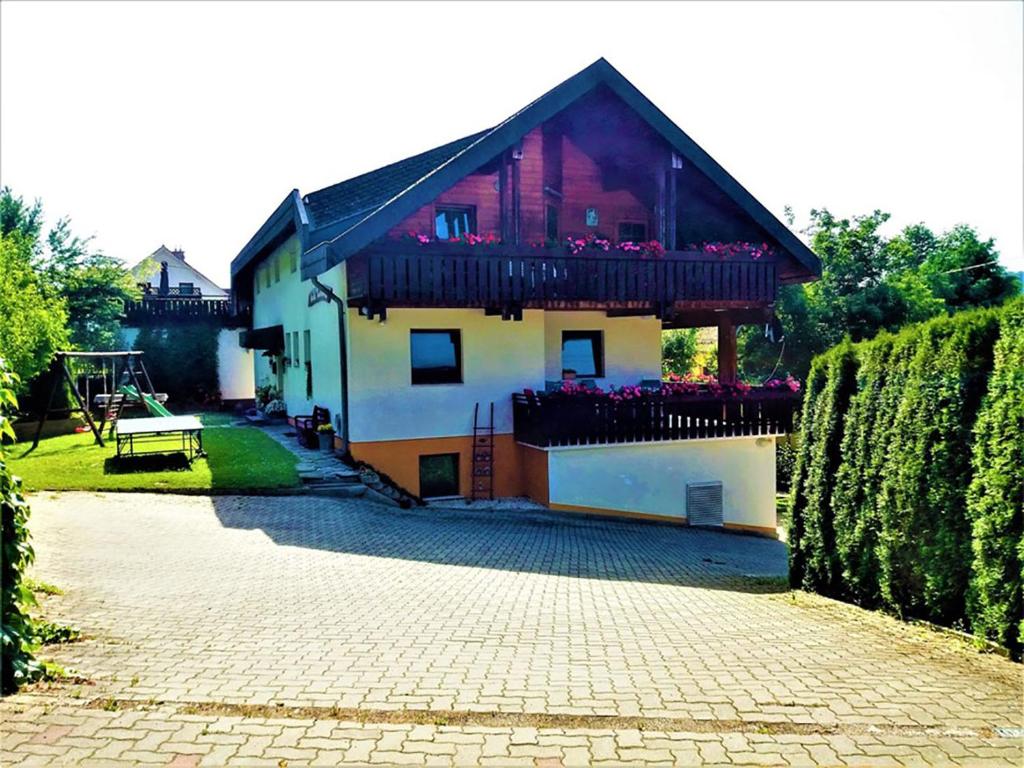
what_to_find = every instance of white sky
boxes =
[2,1,1021,286]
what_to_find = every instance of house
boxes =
[123,246,254,405]
[230,59,820,532]
[130,245,229,298]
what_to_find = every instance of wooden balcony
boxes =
[123,295,251,327]
[347,242,778,317]
[512,389,800,448]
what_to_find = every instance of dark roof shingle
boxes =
[303,130,491,229]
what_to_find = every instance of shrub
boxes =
[829,333,896,606]
[787,356,826,587]
[1,358,42,693]
[790,343,857,594]
[966,298,1024,655]
[775,435,798,493]
[133,321,220,406]
[876,310,998,624]
[792,302,1017,653]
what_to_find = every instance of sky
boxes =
[1,1,1021,286]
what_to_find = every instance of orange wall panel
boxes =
[351,434,526,498]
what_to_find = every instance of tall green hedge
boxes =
[133,321,220,406]
[830,333,895,606]
[788,343,857,593]
[790,300,1022,656]
[966,300,1024,652]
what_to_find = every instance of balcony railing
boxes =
[123,295,251,327]
[348,243,778,312]
[138,284,215,298]
[512,389,800,448]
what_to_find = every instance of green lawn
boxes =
[9,416,300,493]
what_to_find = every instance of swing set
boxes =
[30,351,162,450]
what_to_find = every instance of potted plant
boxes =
[316,423,335,451]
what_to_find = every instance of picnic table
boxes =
[115,416,206,462]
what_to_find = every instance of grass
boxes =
[9,415,300,493]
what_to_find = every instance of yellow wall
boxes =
[543,311,662,386]
[344,307,546,443]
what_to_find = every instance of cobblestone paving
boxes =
[2,492,1021,766]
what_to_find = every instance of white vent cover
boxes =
[687,482,724,527]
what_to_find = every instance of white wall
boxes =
[135,258,227,297]
[543,311,662,388]
[547,436,777,528]
[216,329,254,400]
[251,235,344,424]
[345,307,546,442]
[121,326,255,402]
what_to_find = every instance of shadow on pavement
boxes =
[210,494,790,592]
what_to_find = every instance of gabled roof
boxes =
[303,131,490,229]
[132,244,228,294]
[232,58,820,284]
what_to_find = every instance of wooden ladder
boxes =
[471,402,495,501]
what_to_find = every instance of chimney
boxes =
[171,248,185,261]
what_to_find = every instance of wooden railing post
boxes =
[718,316,738,385]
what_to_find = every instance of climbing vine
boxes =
[1,357,42,693]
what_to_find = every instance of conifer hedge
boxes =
[789,300,1023,656]
[966,299,1024,653]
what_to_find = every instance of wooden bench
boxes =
[294,406,330,449]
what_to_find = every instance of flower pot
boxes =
[317,433,334,451]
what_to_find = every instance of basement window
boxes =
[561,330,604,379]
[410,330,462,385]
[434,206,476,240]
[420,453,459,498]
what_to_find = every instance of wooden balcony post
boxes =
[717,315,737,384]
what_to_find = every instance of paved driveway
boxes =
[2,492,1021,766]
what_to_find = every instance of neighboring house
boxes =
[230,59,821,532]
[130,245,230,298]
[123,246,254,404]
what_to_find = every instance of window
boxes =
[410,330,462,385]
[292,331,300,367]
[303,330,312,399]
[274,256,281,283]
[561,330,604,378]
[285,331,292,367]
[289,247,297,273]
[264,267,271,289]
[434,206,476,240]
[546,205,559,243]
[419,453,459,498]
[618,221,647,242]
[178,282,195,296]
[255,273,260,294]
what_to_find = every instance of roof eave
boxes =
[231,190,309,280]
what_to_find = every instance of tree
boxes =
[661,329,699,377]
[0,232,68,389]
[41,218,138,351]
[739,209,1020,381]
[919,225,1018,311]
[0,187,137,358]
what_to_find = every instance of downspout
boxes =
[310,275,350,451]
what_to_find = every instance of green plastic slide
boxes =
[117,385,173,417]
